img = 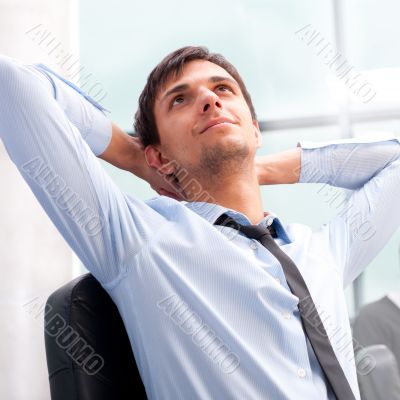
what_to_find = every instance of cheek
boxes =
[162,126,197,162]
[169,117,193,143]
[157,109,200,159]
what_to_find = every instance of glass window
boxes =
[80,0,336,128]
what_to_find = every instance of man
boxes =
[0,46,399,399]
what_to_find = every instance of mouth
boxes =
[200,117,236,134]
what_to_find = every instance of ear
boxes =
[144,145,176,175]
[253,120,262,149]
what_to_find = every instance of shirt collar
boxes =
[184,201,292,244]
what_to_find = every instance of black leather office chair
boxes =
[45,274,400,400]
[44,273,147,400]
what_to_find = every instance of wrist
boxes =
[124,136,147,178]
[99,123,147,176]
[256,148,301,185]
[255,155,271,185]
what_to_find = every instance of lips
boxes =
[200,117,236,134]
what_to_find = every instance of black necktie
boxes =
[214,213,356,400]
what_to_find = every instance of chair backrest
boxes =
[355,344,400,400]
[44,273,147,399]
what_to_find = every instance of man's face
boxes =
[153,60,262,180]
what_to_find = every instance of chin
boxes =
[214,132,248,147]
[205,139,250,161]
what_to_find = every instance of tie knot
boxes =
[214,213,277,239]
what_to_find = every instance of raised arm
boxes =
[257,138,400,288]
[33,63,184,200]
[0,55,166,285]
[300,138,400,287]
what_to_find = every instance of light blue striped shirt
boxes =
[1,55,400,400]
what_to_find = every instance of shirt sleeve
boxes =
[27,62,112,156]
[0,55,165,287]
[297,136,400,288]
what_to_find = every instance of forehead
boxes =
[157,60,235,98]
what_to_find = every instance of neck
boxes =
[184,168,265,225]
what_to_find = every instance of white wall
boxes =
[0,1,78,399]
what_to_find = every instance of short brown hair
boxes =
[134,46,257,147]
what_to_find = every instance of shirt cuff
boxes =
[86,107,113,156]
[33,63,112,156]
[296,136,400,184]
[296,141,331,184]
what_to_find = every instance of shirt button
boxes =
[274,277,280,284]
[297,368,306,378]
[282,311,291,320]
[250,241,258,250]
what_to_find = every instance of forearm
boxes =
[298,138,400,189]
[256,147,301,185]
[99,123,147,177]
[32,63,112,156]
[33,64,148,177]
[257,138,400,189]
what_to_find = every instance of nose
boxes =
[199,89,222,114]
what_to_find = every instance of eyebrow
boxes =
[160,76,240,105]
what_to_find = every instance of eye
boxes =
[171,95,185,107]
[216,84,233,93]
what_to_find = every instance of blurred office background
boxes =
[1,0,400,399]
